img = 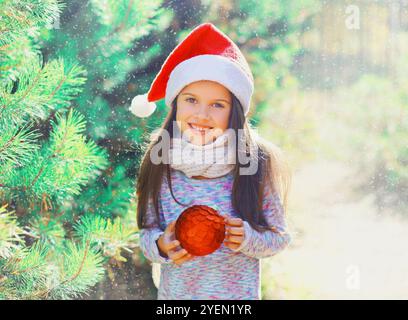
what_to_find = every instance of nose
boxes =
[196,103,210,119]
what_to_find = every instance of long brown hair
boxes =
[136,93,291,232]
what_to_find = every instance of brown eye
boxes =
[186,97,196,104]
[213,103,224,108]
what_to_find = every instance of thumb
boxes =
[168,220,177,231]
[164,221,176,241]
[218,213,228,223]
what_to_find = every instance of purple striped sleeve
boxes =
[139,198,173,264]
[230,183,291,259]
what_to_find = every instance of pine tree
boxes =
[34,0,173,298]
[40,0,173,225]
[0,0,138,299]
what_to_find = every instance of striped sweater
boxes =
[139,168,291,300]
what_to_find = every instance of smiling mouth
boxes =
[188,123,214,135]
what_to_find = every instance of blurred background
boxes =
[0,0,407,299]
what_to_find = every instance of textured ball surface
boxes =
[175,205,226,256]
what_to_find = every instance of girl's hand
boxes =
[223,216,246,250]
[157,220,194,265]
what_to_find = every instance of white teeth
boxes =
[190,124,212,132]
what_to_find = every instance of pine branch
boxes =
[63,239,91,283]
[5,108,108,205]
[0,0,64,47]
[0,205,25,259]
[0,121,42,165]
[0,207,104,300]
[0,0,121,300]
[75,165,135,219]
[74,213,138,262]
[0,56,87,125]
[0,35,41,85]
[45,239,105,299]
[0,241,50,299]
[78,0,165,59]
[28,216,65,249]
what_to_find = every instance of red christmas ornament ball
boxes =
[175,205,226,256]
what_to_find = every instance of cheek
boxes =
[176,103,194,133]
[176,102,193,122]
[212,109,231,130]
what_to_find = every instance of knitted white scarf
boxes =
[168,125,236,178]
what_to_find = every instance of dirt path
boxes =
[262,159,408,299]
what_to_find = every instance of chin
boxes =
[188,135,213,146]
[182,124,218,145]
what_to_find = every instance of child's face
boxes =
[175,80,232,145]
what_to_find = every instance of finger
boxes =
[174,253,193,265]
[226,235,244,244]
[226,226,244,236]
[224,241,240,250]
[167,220,177,231]
[225,218,244,227]
[219,213,228,221]
[164,221,177,240]
[225,241,240,248]
[165,239,181,251]
[169,248,189,261]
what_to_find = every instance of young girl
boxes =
[131,23,292,300]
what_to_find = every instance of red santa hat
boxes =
[129,22,254,118]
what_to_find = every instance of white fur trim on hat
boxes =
[165,54,254,115]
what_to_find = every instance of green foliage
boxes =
[0,0,143,300]
[1,108,109,205]
[0,56,87,126]
[72,164,135,221]
[0,0,63,86]
[0,0,63,47]
[0,202,138,299]
[44,0,172,142]
[0,205,25,259]
[0,122,42,166]
[46,240,105,300]
[1,241,50,299]
[74,213,138,262]
[0,213,105,300]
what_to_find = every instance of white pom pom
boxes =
[129,93,157,118]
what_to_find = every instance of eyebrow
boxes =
[181,92,231,105]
